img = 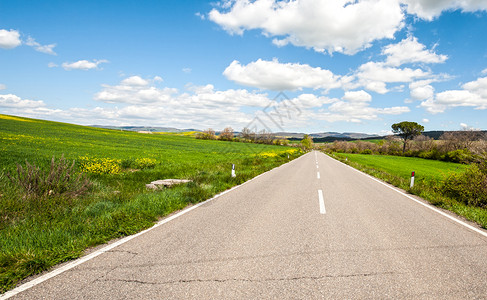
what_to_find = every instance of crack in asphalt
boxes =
[73,249,141,293]
[97,271,399,286]
[91,243,487,271]
[107,249,139,256]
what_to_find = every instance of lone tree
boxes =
[391,121,424,153]
[300,134,314,150]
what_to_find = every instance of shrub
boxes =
[418,148,444,160]
[121,158,157,169]
[444,149,472,164]
[6,156,91,198]
[442,161,487,208]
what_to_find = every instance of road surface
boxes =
[4,151,487,299]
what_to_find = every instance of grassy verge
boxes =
[329,152,487,229]
[0,114,303,293]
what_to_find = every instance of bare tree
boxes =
[440,130,484,151]
[219,127,234,141]
[412,135,434,152]
[239,127,255,141]
[196,128,216,140]
[257,129,274,144]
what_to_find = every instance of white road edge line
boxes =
[327,153,487,239]
[317,172,320,179]
[0,153,312,299]
[318,189,326,214]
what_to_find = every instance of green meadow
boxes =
[0,114,302,293]
[334,153,469,182]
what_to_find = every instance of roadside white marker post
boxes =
[231,164,236,178]
[410,171,415,188]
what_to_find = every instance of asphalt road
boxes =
[4,151,487,299]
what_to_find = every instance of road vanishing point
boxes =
[3,151,487,299]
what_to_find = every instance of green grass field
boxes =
[334,153,469,182]
[331,152,487,230]
[0,114,302,293]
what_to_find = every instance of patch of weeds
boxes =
[121,158,157,170]
[6,156,91,199]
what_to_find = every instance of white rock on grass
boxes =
[146,179,192,189]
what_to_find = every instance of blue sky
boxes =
[1,0,487,134]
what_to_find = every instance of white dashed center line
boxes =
[318,189,326,214]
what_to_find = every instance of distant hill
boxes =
[276,132,379,143]
[91,125,201,133]
[91,125,486,142]
[91,126,379,139]
[274,131,378,140]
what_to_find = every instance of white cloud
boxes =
[420,76,487,113]
[88,76,340,129]
[25,36,57,55]
[95,76,270,108]
[1,73,412,130]
[435,90,479,105]
[121,76,150,86]
[62,59,108,71]
[222,37,445,96]
[0,94,46,108]
[422,118,430,123]
[195,12,206,20]
[346,37,448,93]
[409,80,435,100]
[208,0,487,56]
[383,36,447,66]
[48,62,58,68]
[355,61,431,93]
[462,76,487,98]
[308,88,409,123]
[86,82,271,129]
[401,0,487,20]
[209,0,404,55]
[317,100,410,123]
[0,29,21,49]
[358,62,430,83]
[0,84,6,90]
[294,94,337,108]
[95,77,176,104]
[182,68,192,73]
[223,59,341,91]
[364,81,389,94]
[342,90,372,102]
